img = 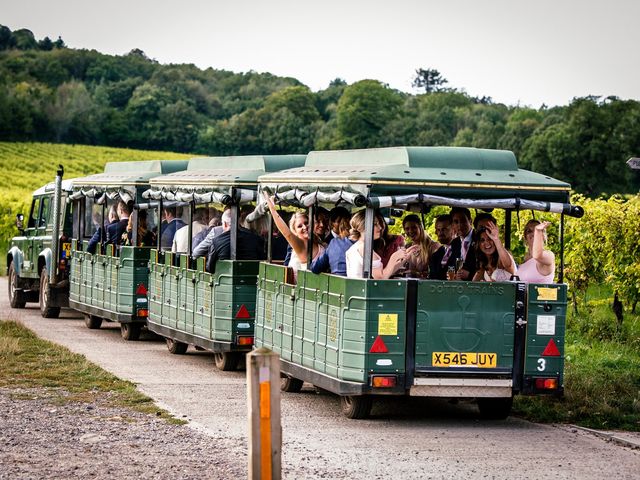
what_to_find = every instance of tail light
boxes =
[535,378,558,390]
[237,335,254,346]
[371,375,397,388]
[136,308,149,318]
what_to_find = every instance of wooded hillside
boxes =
[1,25,639,195]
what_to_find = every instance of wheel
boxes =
[8,262,26,308]
[39,268,60,318]
[166,337,188,355]
[120,323,142,341]
[214,352,240,371]
[280,375,304,393]
[477,397,513,420]
[340,395,373,419]
[84,314,103,329]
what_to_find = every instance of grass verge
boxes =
[0,320,185,424]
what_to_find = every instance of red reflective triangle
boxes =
[135,284,147,296]
[235,304,251,319]
[369,335,389,354]
[542,338,561,356]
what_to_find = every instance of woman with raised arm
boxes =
[262,192,324,274]
[346,210,406,279]
[472,222,516,282]
[518,220,555,283]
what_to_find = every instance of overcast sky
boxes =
[4,0,639,107]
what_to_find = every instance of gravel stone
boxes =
[0,387,245,479]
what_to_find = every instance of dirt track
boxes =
[1,277,638,479]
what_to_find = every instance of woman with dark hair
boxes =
[471,223,516,282]
[402,214,440,278]
[518,219,555,283]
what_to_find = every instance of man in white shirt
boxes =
[172,207,208,253]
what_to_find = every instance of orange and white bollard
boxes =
[247,347,281,480]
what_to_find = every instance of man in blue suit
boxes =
[160,206,185,250]
[105,201,131,247]
[87,205,119,254]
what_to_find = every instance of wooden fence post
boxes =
[247,347,281,480]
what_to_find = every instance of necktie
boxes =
[462,239,470,259]
[441,246,452,265]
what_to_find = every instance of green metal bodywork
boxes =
[70,242,151,322]
[148,255,259,350]
[7,179,73,305]
[254,146,570,400]
[68,160,188,324]
[145,155,306,353]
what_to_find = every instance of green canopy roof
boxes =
[259,147,571,203]
[144,155,307,205]
[70,160,189,203]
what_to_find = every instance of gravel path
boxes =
[0,387,246,479]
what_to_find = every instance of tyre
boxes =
[280,375,304,393]
[39,268,60,318]
[8,262,26,308]
[84,314,103,329]
[340,395,373,419]
[166,337,188,355]
[477,397,513,420]
[120,322,142,341]
[214,352,240,371]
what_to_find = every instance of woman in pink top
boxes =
[518,220,555,284]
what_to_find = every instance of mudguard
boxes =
[38,247,53,276]
[7,246,24,276]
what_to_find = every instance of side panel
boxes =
[523,284,567,392]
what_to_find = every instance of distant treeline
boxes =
[1,25,638,195]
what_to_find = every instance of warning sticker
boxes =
[378,314,398,336]
[537,287,558,301]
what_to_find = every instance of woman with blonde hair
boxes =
[402,214,440,278]
[345,210,406,279]
[518,219,555,283]
[262,192,325,275]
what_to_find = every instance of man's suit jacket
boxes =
[106,218,128,246]
[206,228,265,273]
[428,241,461,280]
[160,219,186,249]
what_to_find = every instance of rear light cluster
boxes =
[136,284,148,318]
[237,335,254,346]
[535,378,558,390]
[371,375,397,388]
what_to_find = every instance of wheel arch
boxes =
[37,247,53,276]
[7,246,23,276]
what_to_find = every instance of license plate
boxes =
[432,352,497,368]
[61,242,71,258]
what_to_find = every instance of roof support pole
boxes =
[307,205,315,267]
[363,207,375,279]
[504,209,512,250]
[559,213,565,283]
[230,203,238,260]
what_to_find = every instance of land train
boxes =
[8,146,583,419]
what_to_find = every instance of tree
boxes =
[412,68,449,94]
[335,80,403,148]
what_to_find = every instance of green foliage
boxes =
[0,142,190,268]
[564,195,640,315]
[335,80,404,148]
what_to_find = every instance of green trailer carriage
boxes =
[68,160,188,340]
[142,155,306,370]
[254,146,583,419]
